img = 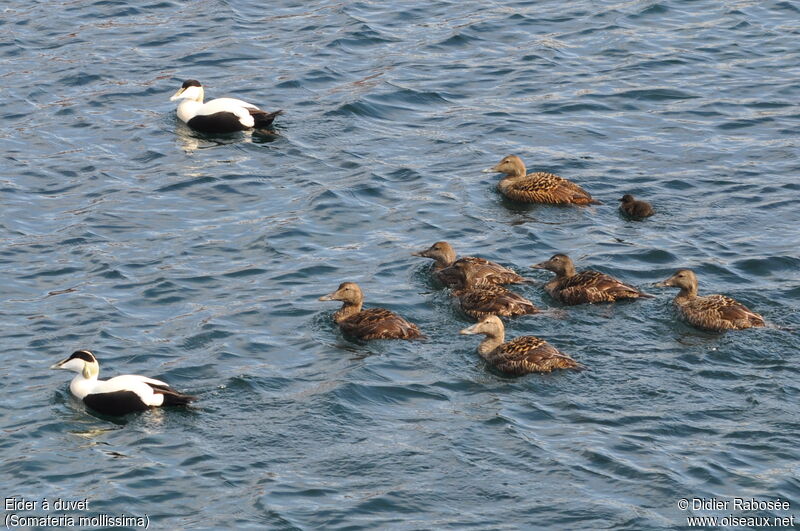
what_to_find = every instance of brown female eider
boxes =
[460,315,583,375]
[654,269,765,331]
[449,261,538,319]
[532,254,652,305]
[482,155,600,205]
[412,241,525,288]
[319,282,424,340]
[619,194,654,220]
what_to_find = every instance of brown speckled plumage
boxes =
[484,155,600,206]
[655,269,765,331]
[448,260,538,319]
[532,254,651,305]
[412,241,525,288]
[319,282,424,340]
[453,283,539,320]
[460,316,583,375]
[619,194,654,220]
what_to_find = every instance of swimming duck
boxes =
[412,241,526,288]
[319,282,424,340]
[460,315,583,375]
[619,194,654,220]
[449,260,539,319]
[654,269,765,331]
[532,254,652,305]
[482,155,600,205]
[170,79,282,133]
[51,350,196,416]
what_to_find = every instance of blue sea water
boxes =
[1,0,799,529]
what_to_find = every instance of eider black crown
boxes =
[182,79,202,89]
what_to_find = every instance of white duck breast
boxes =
[170,79,282,134]
[51,350,196,416]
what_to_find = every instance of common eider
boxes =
[654,269,765,331]
[460,315,583,375]
[449,260,539,319]
[319,282,424,340]
[619,194,654,220]
[532,254,652,305]
[412,241,526,288]
[51,350,196,416]
[170,79,282,133]
[482,155,600,205]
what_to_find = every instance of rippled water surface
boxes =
[2,0,799,529]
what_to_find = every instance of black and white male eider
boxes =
[170,79,282,133]
[51,350,196,416]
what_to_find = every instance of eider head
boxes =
[482,155,526,177]
[51,350,99,379]
[319,282,363,305]
[531,254,575,277]
[620,194,635,203]
[654,269,698,292]
[170,80,204,102]
[412,241,456,266]
[460,315,504,337]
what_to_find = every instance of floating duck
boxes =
[319,282,424,340]
[532,254,652,305]
[412,241,525,288]
[50,350,196,416]
[448,260,538,319]
[170,79,282,133]
[460,315,583,375]
[655,269,765,331]
[619,194,654,220]
[482,155,600,205]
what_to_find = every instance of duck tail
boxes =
[251,109,283,128]
[158,388,197,407]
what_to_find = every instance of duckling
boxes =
[619,194,654,220]
[460,315,583,375]
[449,261,539,319]
[51,350,196,416]
[655,269,765,331]
[482,155,600,205]
[412,241,526,288]
[532,254,652,305]
[319,282,424,340]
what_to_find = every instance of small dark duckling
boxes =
[412,241,526,288]
[482,155,600,206]
[655,269,765,331]
[319,282,424,340]
[449,261,538,319]
[619,194,654,220]
[532,254,652,305]
[460,315,584,375]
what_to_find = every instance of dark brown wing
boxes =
[339,308,424,340]
[500,172,598,205]
[680,295,765,331]
[548,271,646,305]
[455,285,538,319]
[488,336,583,375]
